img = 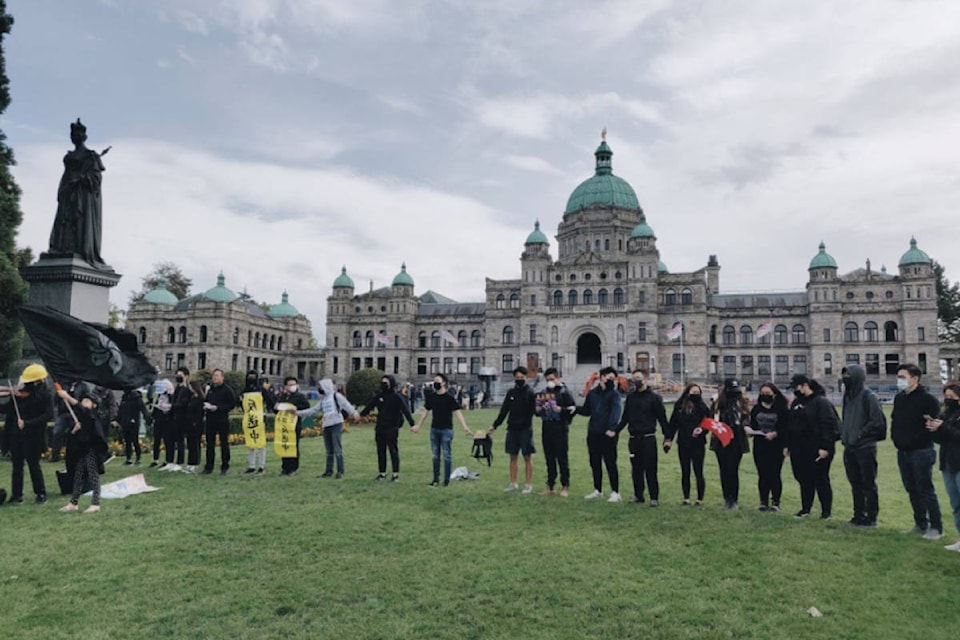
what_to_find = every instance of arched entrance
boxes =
[577,332,602,365]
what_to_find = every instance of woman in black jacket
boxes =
[56,388,108,513]
[928,382,960,551]
[785,374,839,519]
[748,382,789,512]
[360,374,416,481]
[665,383,710,505]
[711,379,750,510]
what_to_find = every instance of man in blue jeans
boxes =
[891,363,943,540]
[412,373,472,486]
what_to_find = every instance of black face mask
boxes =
[946,398,959,412]
[604,379,615,390]
[433,382,442,391]
[381,382,391,392]
[688,394,701,404]
[793,388,803,397]
[175,375,184,384]
[842,377,851,388]
[515,379,526,388]
[759,395,774,405]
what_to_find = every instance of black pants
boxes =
[791,445,834,515]
[542,420,570,489]
[281,428,301,474]
[587,431,619,493]
[186,421,203,466]
[204,419,230,471]
[165,419,184,464]
[677,442,706,501]
[844,445,878,522]
[715,444,742,504]
[628,435,659,501]
[70,449,100,506]
[151,416,166,461]
[753,438,784,506]
[122,424,141,461]
[10,439,46,499]
[376,429,400,474]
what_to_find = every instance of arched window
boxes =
[597,288,608,305]
[844,322,859,342]
[199,325,208,343]
[509,293,520,309]
[884,321,898,342]
[553,290,563,306]
[613,288,624,305]
[568,290,578,306]
[431,331,441,348]
[709,325,717,345]
[502,326,514,345]
[270,335,276,350]
[457,330,468,347]
[247,330,252,347]
[495,294,505,309]
[353,331,362,348]
[277,337,283,351]
[792,324,806,344]
[418,331,427,348]
[551,326,559,344]
[233,328,239,345]
[604,238,610,251]
[774,324,788,345]
[470,330,482,347]
[178,326,187,344]
[365,331,374,348]
[255,332,261,348]
[740,325,753,345]
[583,289,593,305]
[864,321,879,342]
[138,327,147,344]
[616,324,624,344]
[722,325,736,345]
[665,289,677,306]
[681,288,693,305]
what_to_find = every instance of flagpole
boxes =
[680,326,685,389]
[768,314,774,385]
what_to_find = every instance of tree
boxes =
[129,261,192,306]
[934,260,960,342]
[0,3,27,377]
[345,367,384,406]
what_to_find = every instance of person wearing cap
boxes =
[784,374,840,519]
[55,387,108,513]
[840,365,887,528]
[359,374,416,481]
[1,364,54,504]
[711,379,749,510]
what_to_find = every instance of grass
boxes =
[1,406,957,639]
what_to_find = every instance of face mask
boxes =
[286,385,298,394]
[841,377,851,388]
[896,378,909,392]
[515,379,526,388]
[175,375,184,384]
[793,388,803,397]
[946,398,959,411]
[381,382,391,391]
[688,394,701,403]
[604,379,615,390]
[433,382,442,391]
[632,379,644,388]
[546,381,556,389]
[760,395,774,405]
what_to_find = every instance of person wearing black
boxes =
[50,379,85,463]
[617,369,668,506]
[578,367,623,502]
[927,382,960,551]
[491,366,538,494]
[892,363,943,539]
[748,382,789,512]
[168,367,191,466]
[0,364,54,505]
[785,374,839,519]
[711,379,749,510]
[118,389,150,465]
[666,383,710,505]
[534,368,577,497]
[56,387,108,513]
[182,381,206,473]
[149,380,174,467]
[239,370,275,474]
[202,368,237,475]
[359,374,416,481]
[840,365,886,528]
[274,376,310,476]
[412,373,472,486]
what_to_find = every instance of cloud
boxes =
[503,155,563,176]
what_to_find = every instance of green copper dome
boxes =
[525,220,549,245]
[392,263,414,286]
[564,138,640,214]
[142,280,178,305]
[268,291,299,318]
[809,242,838,269]
[333,266,354,289]
[630,212,656,238]
[898,237,931,267]
[202,272,237,303]
[658,260,668,274]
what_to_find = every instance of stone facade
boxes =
[323,137,939,399]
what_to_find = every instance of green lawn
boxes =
[1,407,957,640]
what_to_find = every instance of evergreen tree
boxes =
[934,260,960,342]
[0,3,28,376]
[129,261,193,305]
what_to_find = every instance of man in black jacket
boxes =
[534,368,577,497]
[168,367,191,466]
[840,365,886,528]
[274,376,310,476]
[786,375,839,519]
[892,363,943,539]
[617,369,668,506]
[360,374,416,481]
[491,366,537,494]
[202,368,237,475]
[117,389,150,466]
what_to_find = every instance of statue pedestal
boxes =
[20,253,121,324]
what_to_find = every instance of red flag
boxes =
[700,417,733,448]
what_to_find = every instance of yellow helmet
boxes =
[19,363,49,384]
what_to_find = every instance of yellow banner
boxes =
[241,392,267,449]
[274,409,298,458]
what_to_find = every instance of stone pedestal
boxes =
[20,253,121,324]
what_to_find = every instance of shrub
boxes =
[345,367,384,406]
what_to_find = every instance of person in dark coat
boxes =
[273,376,310,476]
[711,379,750,510]
[149,380,174,467]
[491,366,538,494]
[577,367,623,502]
[785,374,839,519]
[748,382,790,512]
[1,364,54,504]
[840,365,886,527]
[239,370,275,474]
[202,369,237,475]
[665,383,710,505]
[56,387,108,513]
[618,369,669,506]
[168,367,191,466]
[359,374,416,481]
[927,382,960,551]
[118,389,150,465]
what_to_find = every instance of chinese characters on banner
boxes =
[241,392,267,449]
[274,407,298,458]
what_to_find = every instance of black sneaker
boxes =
[770,504,781,512]
[149,461,159,467]
[428,481,439,487]
[849,516,863,526]
[391,473,399,482]
[631,496,645,504]
[794,510,810,519]
[244,468,256,474]
[820,513,832,521]
[320,472,333,478]
[124,460,134,465]
[8,496,23,505]
[200,468,213,475]
[335,473,343,479]
[857,519,877,529]
[35,494,47,505]
[220,469,229,476]
[758,504,769,512]
[375,474,386,481]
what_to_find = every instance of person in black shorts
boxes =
[412,373,472,486]
[491,366,537,494]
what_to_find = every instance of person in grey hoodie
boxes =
[297,379,359,479]
[840,365,887,528]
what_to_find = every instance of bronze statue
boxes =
[48,119,111,267]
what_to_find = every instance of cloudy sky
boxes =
[4,0,960,343]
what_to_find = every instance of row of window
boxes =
[145,326,292,352]
[159,352,284,375]
[708,352,929,378]
[551,288,627,307]
[551,269,625,282]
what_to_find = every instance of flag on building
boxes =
[375,330,391,346]
[18,305,157,390]
[665,322,683,341]
[756,320,773,338]
[440,329,458,345]
[700,417,733,448]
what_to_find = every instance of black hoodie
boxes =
[891,384,941,451]
[617,386,668,437]
[360,375,416,431]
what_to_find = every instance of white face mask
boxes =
[287,385,298,394]
[546,381,556,389]
[896,378,909,392]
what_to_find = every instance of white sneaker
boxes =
[923,529,943,541]
[944,540,960,552]
[584,489,602,500]
[503,483,518,493]
[607,491,622,503]
[521,484,532,495]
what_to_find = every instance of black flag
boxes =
[18,305,157,390]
